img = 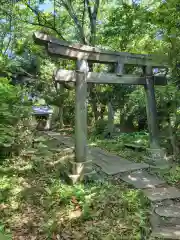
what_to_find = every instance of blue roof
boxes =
[32,106,53,115]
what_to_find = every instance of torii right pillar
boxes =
[144,65,168,167]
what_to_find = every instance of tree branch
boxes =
[93,0,100,20]
[25,2,66,40]
[82,0,86,29]
[86,0,93,24]
[3,13,13,55]
[85,0,99,45]
[61,0,87,44]
[53,0,56,29]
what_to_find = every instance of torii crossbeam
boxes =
[34,32,168,181]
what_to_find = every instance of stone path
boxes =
[151,227,180,239]
[120,170,165,189]
[90,147,149,175]
[44,131,180,239]
[155,204,180,218]
[144,187,180,202]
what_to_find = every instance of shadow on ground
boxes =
[0,135,151,240]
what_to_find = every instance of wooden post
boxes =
[143,66,168,167]
[68,59,94,182]
[116,59,124,76]
[144,65,159,148]
[75,60,88,163]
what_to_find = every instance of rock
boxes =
[120,170,165,189]
[149,212,162,228]
[155,204,180,218]
[151,227,180,239]
[91,148,149,175]
[143,187,180,202]
[150,212,180,228]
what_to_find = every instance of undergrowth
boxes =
[152,166,180,187]
[0,134,151,240]
[89,132,180,186]
[88,132,148,163]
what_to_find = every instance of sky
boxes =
[39,1,53,12]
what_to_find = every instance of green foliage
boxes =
[0,78,34,158]
[0,0,180,238]
[154,166,180,186]
[0,136,150,239]
[93,119,108,135]
[0,230,11,240]
[89,131,149,163]
[102,3,154,52]
[165,166,180,185]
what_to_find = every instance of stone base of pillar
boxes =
[44,114,52,130]
[68,170,97,184]
[68,159,97,184]
[70,160,92,174]
[144,148,171,169]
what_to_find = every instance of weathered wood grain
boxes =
[116,60,124,76]
[144,65,160,148]
[33,32,167,66]
[54,69,167,85]
[75,60,88,163]
[48,43,166,66]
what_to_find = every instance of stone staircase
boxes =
[150,200,180,239]
[44,131,180,239]
[119,171,180,239]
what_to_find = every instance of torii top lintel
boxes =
[33,32,167,67]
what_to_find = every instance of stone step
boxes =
[91,148,149,175]
[143,187,180,202]
[150,211,180,229]
[120,170,165,189]
[45,131,74,147]
[69,170,97,184]
[151,227,180,239]
[143,156,170,169]
[155,203,180,218]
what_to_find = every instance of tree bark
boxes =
[100,104,106,120]
[120,113,135,133]
[75,59,88,163]
[55,82,65,128]
[106,102,114,137]
[144,66,159,148]
[58,106,64,129]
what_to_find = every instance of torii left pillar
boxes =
[69,59,94,183]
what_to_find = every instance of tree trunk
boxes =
[91,99,99,121]
[88,62,99,121]
[106,102,114,137]
[120,113,135,133]
[138,118,148,131]
[55,82,65,128]
[58,106,64,129]
[100,104,106,120]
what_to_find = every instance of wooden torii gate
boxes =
[34,32,168,181]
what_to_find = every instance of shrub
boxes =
[93,119,108,135]
[0,78,34,158]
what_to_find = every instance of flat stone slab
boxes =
[151,227,180,239]
[45,131,74,147]
[120,170,165,189]
[150,212,180,229]
[44,133,149,175]
[143,187,180,202]
[90,148,149,175]
[155,204,180,218]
